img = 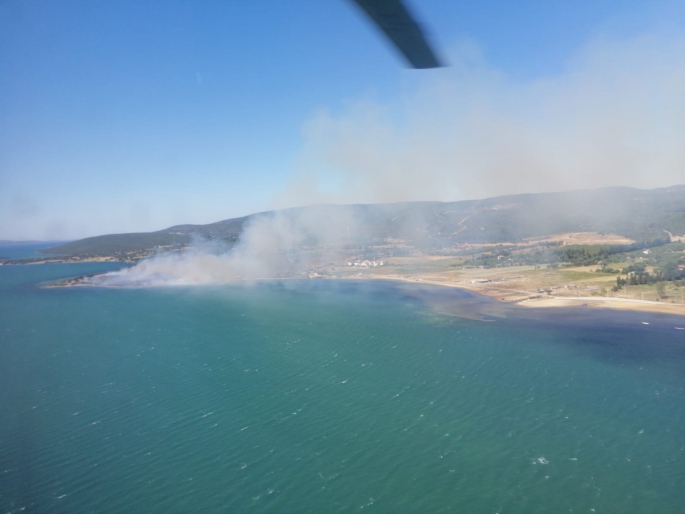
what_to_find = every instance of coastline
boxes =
[40,265,685,318]
[342,274,685,317]
[0,256,125,266]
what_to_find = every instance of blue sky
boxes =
[1,0,684,240]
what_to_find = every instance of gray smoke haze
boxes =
[93,29,685,286]
[279,31,685,206]
[87,207,369,286]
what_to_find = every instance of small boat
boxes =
[641,322,650,325]
[676,327,684,330]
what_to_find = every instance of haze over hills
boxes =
[42,186,685,259]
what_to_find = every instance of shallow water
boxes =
[1,262,684,513]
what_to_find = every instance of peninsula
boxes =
[8,186,685,315]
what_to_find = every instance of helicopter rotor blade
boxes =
[350,0,442,69]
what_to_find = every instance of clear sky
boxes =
[2,0,684,240]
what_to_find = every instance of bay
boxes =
[1,260,683,513]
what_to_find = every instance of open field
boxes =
[334,255,685,316]
[524,232,635,245]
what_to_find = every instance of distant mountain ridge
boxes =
[43,186,685,258]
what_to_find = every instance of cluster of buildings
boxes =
[346,260,385,269]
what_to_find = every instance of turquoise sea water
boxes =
[0,242,66,260]
[1,259,684,513]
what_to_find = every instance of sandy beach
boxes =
[343,273,685,316]
[44,260,685,317]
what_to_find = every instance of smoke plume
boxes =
[280,31,685,206]
[87,206,369,286]
[93,28,685,286]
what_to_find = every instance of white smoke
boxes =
[91,28,685,286]
[278,31,685,206]
[87,206,367,286]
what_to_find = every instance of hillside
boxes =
[43,186,685,258]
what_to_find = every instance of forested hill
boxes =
[43,186,685,258]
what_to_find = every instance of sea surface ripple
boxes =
[1,262,684,513]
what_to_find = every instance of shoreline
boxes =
[0,256,126,266]
[44,267,685,317]
[342,274,685,317]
